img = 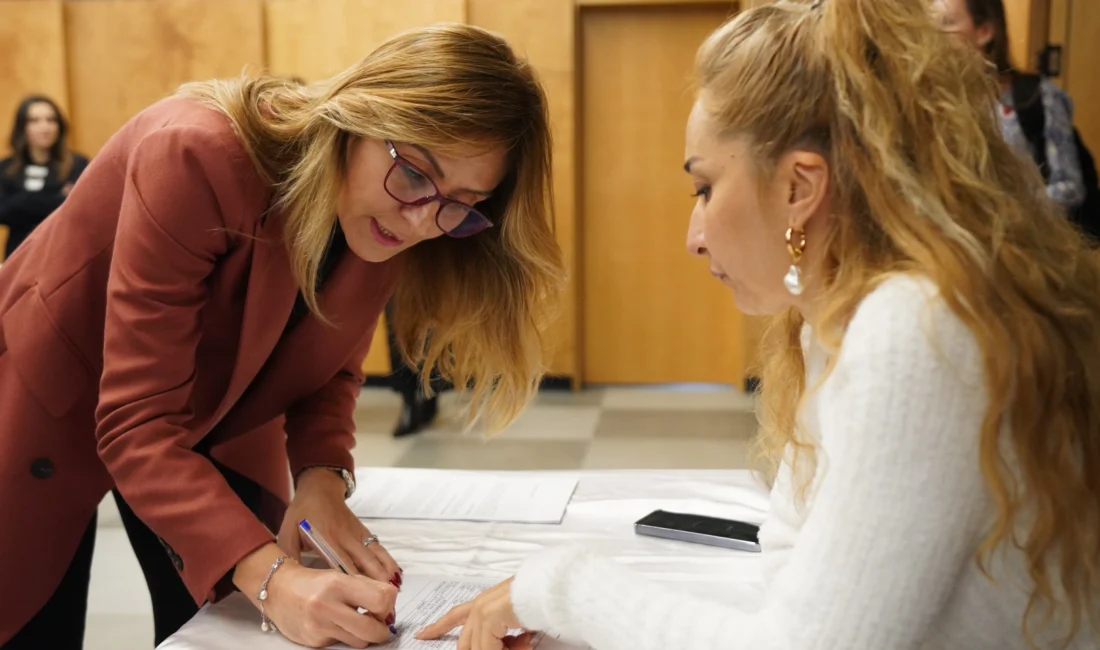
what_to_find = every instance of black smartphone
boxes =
[634,509,761,552]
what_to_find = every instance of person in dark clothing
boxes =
[934,0,1088,213]
[385,302,445,437]
[0,95,88,259]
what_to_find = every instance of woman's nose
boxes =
[401,202,441,238]
[685,223,707,257]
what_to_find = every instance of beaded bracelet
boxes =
[258,555,290,633]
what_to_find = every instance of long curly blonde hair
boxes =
[696,0,1099,645]
[178,24,565,432]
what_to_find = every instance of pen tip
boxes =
[390,625,398,635]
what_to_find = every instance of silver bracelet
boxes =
[258,555,290,633]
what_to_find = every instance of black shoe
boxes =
[393,394,439,437]
[422,394,438,422]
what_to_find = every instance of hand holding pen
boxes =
[299,519,400,635]
[233,538,397,648]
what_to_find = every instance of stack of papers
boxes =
[348,468,579,524]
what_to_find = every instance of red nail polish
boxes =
[386,612,396,626]
[388,577,399,588]
[393,572,403,587]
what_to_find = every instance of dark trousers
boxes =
[5,459,264,649]
[385,303,448,400]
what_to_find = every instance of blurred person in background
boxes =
[422,1,1100,648]
[0,95,88,259]
[0,24,563,650]
[386,300,445,437]
[935,0,1099,240]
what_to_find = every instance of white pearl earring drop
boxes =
[784,227,806,296]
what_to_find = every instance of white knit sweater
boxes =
[511,276,1095,650]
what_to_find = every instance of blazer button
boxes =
[30,458,54,479]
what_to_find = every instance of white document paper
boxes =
[349,468,578,524]
[373,576,588,650]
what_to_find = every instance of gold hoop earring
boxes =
[784,227,806,296]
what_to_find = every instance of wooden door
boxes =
[1046,1,1099,163]
[580,3,742,385]
[1062,1,1100,153]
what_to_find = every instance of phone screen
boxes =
[635,510,760,542]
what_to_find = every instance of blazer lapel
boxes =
[210,211,298,425]
[275,252,396,386]
[208,251,402,442]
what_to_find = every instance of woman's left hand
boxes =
[278,467,403,588]
[416,577,535,650]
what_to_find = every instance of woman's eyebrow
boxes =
[410,144,494,198]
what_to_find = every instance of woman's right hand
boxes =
[235,544,398,648]
[266,561,398,648]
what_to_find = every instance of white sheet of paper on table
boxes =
[349,468,579,524]
[156,575,588,650]
[371,575,588,650]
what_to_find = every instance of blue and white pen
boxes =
[298,519,398,635]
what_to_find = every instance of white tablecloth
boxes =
[159,469,771,649]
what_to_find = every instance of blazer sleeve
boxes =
[94,124,275,606]
[285,321,382,480]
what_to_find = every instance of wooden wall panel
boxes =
[577,0,731,5]
[0,0,69,145]
[1004,0,1049,72]
[1047,0,1067,95]
[468,0,578,379]
[361,313,392,376]
[1048,0,1067,48]
[65,0,266,154]
[265,0,466,83]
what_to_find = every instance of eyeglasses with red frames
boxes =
[382,140,494,238]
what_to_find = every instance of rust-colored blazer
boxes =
[0,97,401,642]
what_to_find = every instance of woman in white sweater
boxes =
[417,0,1100,648]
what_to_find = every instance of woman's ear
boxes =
[975,21,995,49]
[783,150,829,231]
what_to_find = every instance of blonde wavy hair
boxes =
[696,0,1099,645]
[178,23,565,432]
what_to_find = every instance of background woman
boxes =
[0,24,562,649]
[0,95,88,258]
[421,1,1100,648]
[934,0,1090,216]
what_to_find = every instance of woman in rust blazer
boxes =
[0,24,563,649]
